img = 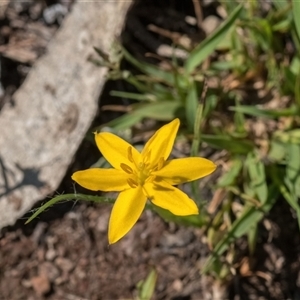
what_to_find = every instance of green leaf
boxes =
[274,129,300,144]
[103,101,182,130]
[294,176,300,198]
[190,103,204,202]
[233,98,247,135]
[272,17,292,32]
[271,167,300,230]
[229,105,299,118]
[217,159,243,187]
[202,185,278,273]
[295,65,300,108]
[283,178,300,228]
[210,60,237,71]
[268,140,286,161]
[201,134,254,154]
[246,152,268,204]
[110,91,156,102]
[132,101,182,120]
[282,65,297,94]
[203,94,218,118]
[137,269,157,300]
[122,47,181,87]
[251,18,273,51]
[191,104,204,157]
[285,143,300,199]
[247,223,258,255]
[290,56,300,75]
[286,143,300,181]
[185,81,199,132]
[102,113,143,131]
[272,0,288,10]
[153,204,209,227]
[293,0,300,41]
[26,194,114,224]
[185,4,243,73]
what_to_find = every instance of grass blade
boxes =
[230,105,299,118]
[185,81,199,132]
[122,47,178,87]
[137,269,157,300]
[26,194,114,224]
[110,91,156,102]
[292,0,300,41]
[185,4,243,73]
[102,101,182,130]
[202,185,278,273]
[217,159,243,187]
[246,152,268,204]
[201,134,254,154]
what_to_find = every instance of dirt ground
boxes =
[1,1,300,299]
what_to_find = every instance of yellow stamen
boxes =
[144,149,151,163]
[127,147,134,163]
[157,157,165,171]
[127,178,138,188]
[120,163,133,174]
[146,175,156,183]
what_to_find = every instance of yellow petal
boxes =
[141,119,179,167]
[144,181,199,216]
[72,168,129,191]
[153,157,217,185]
[108,186,147,244]
[95,132,140,170]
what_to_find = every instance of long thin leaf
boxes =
[230,105,299,118]
[191,104,204,157]
[26,194,114,224]
[271,167,300,230]
[273,0,288,10]
[152,204,209,227]
[292,0,300,41]
[247,223,258,256]
[102,101,183,130]
[122,47,178,87]
[131,101,182,120]
[186,81,199,132]
[217,159,243,187]
[274,129,300,144]
[137,269,157,300]
[201,134,254,154]
[246,152,268,204]
[102,113,143,131]
[110,91,156,102]
[185,4,243,73]
[202,185,278,273]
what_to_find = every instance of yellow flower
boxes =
[72,119,216,244]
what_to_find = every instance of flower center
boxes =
[120,147,165,188]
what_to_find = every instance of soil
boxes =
[1,1,300,299]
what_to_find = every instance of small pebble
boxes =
[30,274,51,296]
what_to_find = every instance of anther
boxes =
[120,163,133,174]
[144,150,151,163]
[127,147,134,163]
[127,178,138,188]
[146,175,156,183]
[157,157,165,171]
